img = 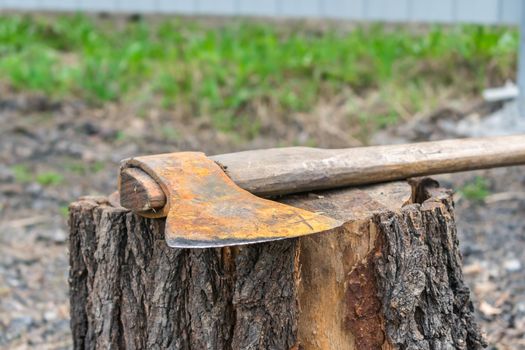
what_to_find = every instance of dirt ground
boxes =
[0,91,524,349]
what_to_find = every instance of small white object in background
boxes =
[482,81,519,103]
[503,259,522,273]
[456,83,525,137]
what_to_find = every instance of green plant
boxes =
[65,160,105,175]
[59,205,69,218]
[161,126,180,141]
[11,164,32,183]
[36,171,64,186]
[12,165,65,186]
[91,161,105,173]
[114,130,127,141]
[459,176,491,201]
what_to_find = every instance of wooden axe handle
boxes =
[120,135,525,212]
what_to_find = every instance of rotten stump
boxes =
[68,179,485,350]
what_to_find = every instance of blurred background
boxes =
[0,1,524,349]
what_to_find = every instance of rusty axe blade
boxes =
[119,152,342,248]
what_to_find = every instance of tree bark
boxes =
[69,179,486,350]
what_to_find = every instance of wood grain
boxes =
[120,135,525,212]
[119,167,166,212]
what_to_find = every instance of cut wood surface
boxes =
[119,167,166,212]
[120,135,525,213]
[70,179,486,349]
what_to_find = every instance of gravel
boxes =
[1,92,524,349]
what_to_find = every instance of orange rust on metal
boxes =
[120,152,343,248]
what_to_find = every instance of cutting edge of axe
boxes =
[119,134,525,248]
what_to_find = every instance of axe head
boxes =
[119,152,341,248]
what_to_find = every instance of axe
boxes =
[117,135,525,248]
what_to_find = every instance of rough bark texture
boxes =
[69,180,485,350]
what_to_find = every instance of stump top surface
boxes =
[281,181,412,222]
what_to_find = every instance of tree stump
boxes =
[68,179,486,350]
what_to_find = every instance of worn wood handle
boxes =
[120,135,525,212]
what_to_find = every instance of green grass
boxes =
[0,15,519,136]
[459,176,491,202]
[59,205,69,218]
[11,164,32,183]
[11,164,64,186]
[161,126,181,141]
[36,171,64,186]
[64,160,105,175]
